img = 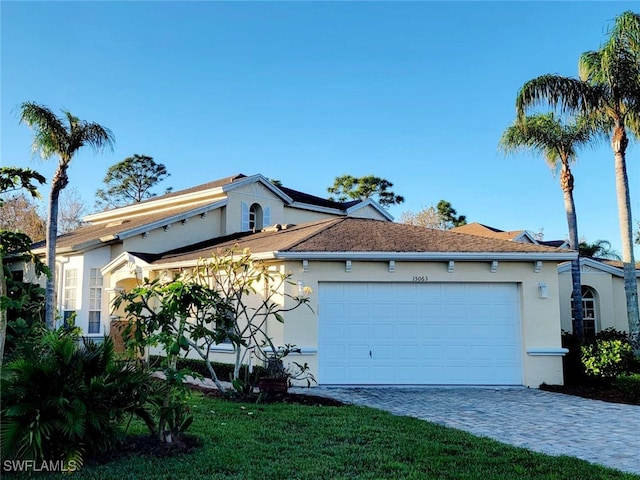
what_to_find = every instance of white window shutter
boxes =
[241,202,250,231]
[263,206,271,227]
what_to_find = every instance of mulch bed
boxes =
[539,383,639,406]
[85,433,203,466]
[190,383,345,407]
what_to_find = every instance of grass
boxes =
[7,392,639,480]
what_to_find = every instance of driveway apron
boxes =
[293,387,640,475]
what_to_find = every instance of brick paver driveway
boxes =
[293,387,640,475]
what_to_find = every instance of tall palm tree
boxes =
[499,113,595,340]
[515,11,640,350]
[19,102,114,330]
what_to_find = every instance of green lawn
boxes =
[9,393,639,480]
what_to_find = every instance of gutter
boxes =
[275,251,578,262]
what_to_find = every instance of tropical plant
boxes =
[578,239,621,259]
[515,11,640,350]
[0,331,155,467]
[0,167,47,366]
[327,175,404,208]
[113,247,313,396]
[95,154,171,209]
[582,338,634,381]
[18,102,114,330]
[499,112,596,339]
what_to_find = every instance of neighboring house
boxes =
[9,175,575,387]
[558,258,640,338]
[451,222,640,339]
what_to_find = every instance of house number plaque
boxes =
[412,275,428,282]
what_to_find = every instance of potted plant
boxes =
[258,344,316,394]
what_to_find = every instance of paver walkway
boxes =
[291,386,640,475]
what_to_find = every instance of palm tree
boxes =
[515,11,640,350]
[499,113,595,340]
[578,239,621,260]
[19,102,114,330]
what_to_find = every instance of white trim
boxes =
[558,257,640,278]
[118,200,228,240]
[345,198,394,221]
[276,251,577,261]
[222,174,294,203]
[101,252,150,276]
[209,344,235,353]
[526,347,569,356]
[287,202,349,216]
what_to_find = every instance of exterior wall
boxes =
[282,204,389,225]
[282,207,344,225]
[122,208,224,253]
[558,268,640,334]
[346,205,390,221]
[111,257,565,388]
[225,182,286,233]
[277,259,564,388]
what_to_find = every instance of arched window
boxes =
[249,203,263,231]
[572,286,599,339]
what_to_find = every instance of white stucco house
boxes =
[10,174,577,387]
[451,222,640,340]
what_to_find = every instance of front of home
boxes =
[9,174,576,387]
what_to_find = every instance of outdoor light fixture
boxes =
[538,282,549,299]
[297,280,305,294]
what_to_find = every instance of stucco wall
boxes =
[225,182,286,232]
[558,268,640,334]
[204,258,564,387]
[122,208,224,253]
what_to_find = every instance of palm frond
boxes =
[515,75,599,119]
[18,102,68,160]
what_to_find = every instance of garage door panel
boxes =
[318,282,522,385]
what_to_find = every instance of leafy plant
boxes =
[0,330,154,467]
[613,373,640,402]
[581,339,633,381]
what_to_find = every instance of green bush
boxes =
[149,355,267,382]
[613,373,640,401]
[0,330,155,467]
[581,339,633,381]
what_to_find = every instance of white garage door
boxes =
[318,282,522,385]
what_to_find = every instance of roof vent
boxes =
[106,219,130,228]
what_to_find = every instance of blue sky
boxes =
[2,1,639,256]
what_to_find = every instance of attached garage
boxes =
[318,282,523,385]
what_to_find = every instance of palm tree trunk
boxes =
[561,164,584,340]
[0,253,7,365]
[611,126,640,352]
[44,163,68,330]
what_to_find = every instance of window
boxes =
[572,286,598,339]
[249,203,263,231]
[63,268,78,324]
[242,202,265,231]
[88,268,103,334]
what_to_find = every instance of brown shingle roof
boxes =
[42,202,213,251]
[149,218,571,265]
[449,222,527,241]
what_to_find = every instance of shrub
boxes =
[0,330,155,467]
[613,373,640,402]
[581,339,634,381]
[149,355,267,382]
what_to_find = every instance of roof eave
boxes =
[117,200,228,240]
[275,251,578,261]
